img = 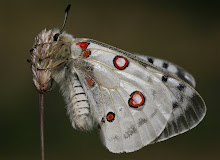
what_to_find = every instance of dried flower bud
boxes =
[30,28,72,93]
[30,29,57,93]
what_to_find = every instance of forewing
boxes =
[73,39,173,153]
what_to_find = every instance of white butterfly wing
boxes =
[72,39,186,153]
[60,38,205,152]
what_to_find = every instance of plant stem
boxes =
[39,94,45,160]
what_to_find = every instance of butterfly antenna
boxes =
[60,4,71,33]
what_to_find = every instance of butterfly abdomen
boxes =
[57,67,94,131]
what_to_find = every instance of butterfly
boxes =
[29,5,206,153]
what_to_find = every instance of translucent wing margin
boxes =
[150,72,206,142]
[131,54,205,142]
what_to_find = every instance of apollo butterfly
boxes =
[29,4,206,153]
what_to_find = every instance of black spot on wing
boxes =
[173,102,179,109]
[147,57,154,64]
[177,83,186,91]
[162,62,169,69]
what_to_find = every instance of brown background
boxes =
[0,0,219,160]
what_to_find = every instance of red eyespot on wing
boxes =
[128,91,145,108]
[83,50,91,58]
[106,112,115,122]
[113,56,129,70]
[162,75,168,82]
[86,77,94,87]
[76,42,89,50]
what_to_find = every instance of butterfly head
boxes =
[29,28,73,93]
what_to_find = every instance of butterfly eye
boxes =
[53,33,60,41]
[30,48,34,54]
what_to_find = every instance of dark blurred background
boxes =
[0,0,219,160]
